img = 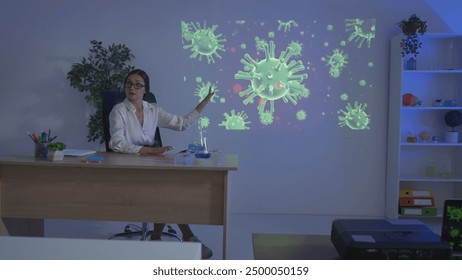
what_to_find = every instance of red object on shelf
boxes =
[402,93,417,106]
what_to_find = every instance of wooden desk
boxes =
[252,233,340,260]
[0,152,237,258]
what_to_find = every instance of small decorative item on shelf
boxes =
[406,133,417,143]
[425,165,435,177]
[439,172,454,178]
[431,135,439,143]
[405,57,417,70]
[419,131,430,142]
[47,142,66,161]
[443,110,462,143]
[402,93,421,106]
[443,99,457,107]
[406,121,418,143]
[432,99,443,107]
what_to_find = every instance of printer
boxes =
[331,219,451,259]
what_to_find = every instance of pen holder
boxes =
[34,143,48,159]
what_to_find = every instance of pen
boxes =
[32,132,38,142]
[41,131,47,143]
[26,131,37,143]
[48,129,51,142]
[49,136,57,142]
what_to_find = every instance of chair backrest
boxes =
[102,92,162,152]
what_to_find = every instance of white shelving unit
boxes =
[386,33,462,220]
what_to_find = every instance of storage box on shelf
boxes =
[386,33,462,221]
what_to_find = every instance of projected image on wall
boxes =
[180,18,376,131]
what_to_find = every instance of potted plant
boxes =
[397,14,427,70]
[398,14,427,57]
[67,40,135,144]
[47,142,66,161]
[444,110,462,143]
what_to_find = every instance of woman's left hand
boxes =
[195,86,215,113]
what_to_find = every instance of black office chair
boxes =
[102,91,162,152]
[101,91,180,241]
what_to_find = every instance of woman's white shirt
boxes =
[109,98,199,154]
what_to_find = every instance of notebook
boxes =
[441,199,462,259]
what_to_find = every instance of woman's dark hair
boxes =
[124,69,150,95]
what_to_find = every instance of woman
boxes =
[109,69,214,259]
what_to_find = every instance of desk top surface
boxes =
[0,152,238,171]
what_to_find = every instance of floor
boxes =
[45,213,337,260]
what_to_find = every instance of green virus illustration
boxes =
[322,49,349,78]
[234,40,310,124]
[340,93,349,101]
[198,116,210,129]
[296,110,307,121]
[448,226,462,250]
[259,110,274,126]
[449,227,460,238]
[338,101,371,130]
[219,110,251,130]
[359,79,367,87]
[345,18,376,48]
[181,21,226,64]
[255,36,267,52]
[447,206,462,222]
[277,20,298,32]
[288,41,303,56]
[195,81,220,103]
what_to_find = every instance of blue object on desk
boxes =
[195,153,211,159]
[188,143,204,153]
[85,155,104,163]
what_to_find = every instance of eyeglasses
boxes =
[125,81,145,90]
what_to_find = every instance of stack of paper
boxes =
[63,149,96,157]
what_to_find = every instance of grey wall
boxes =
[0,0,452,220]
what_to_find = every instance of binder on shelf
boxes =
[399,206,437,216]
[399,189,434,198]
[399,197,435,207]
